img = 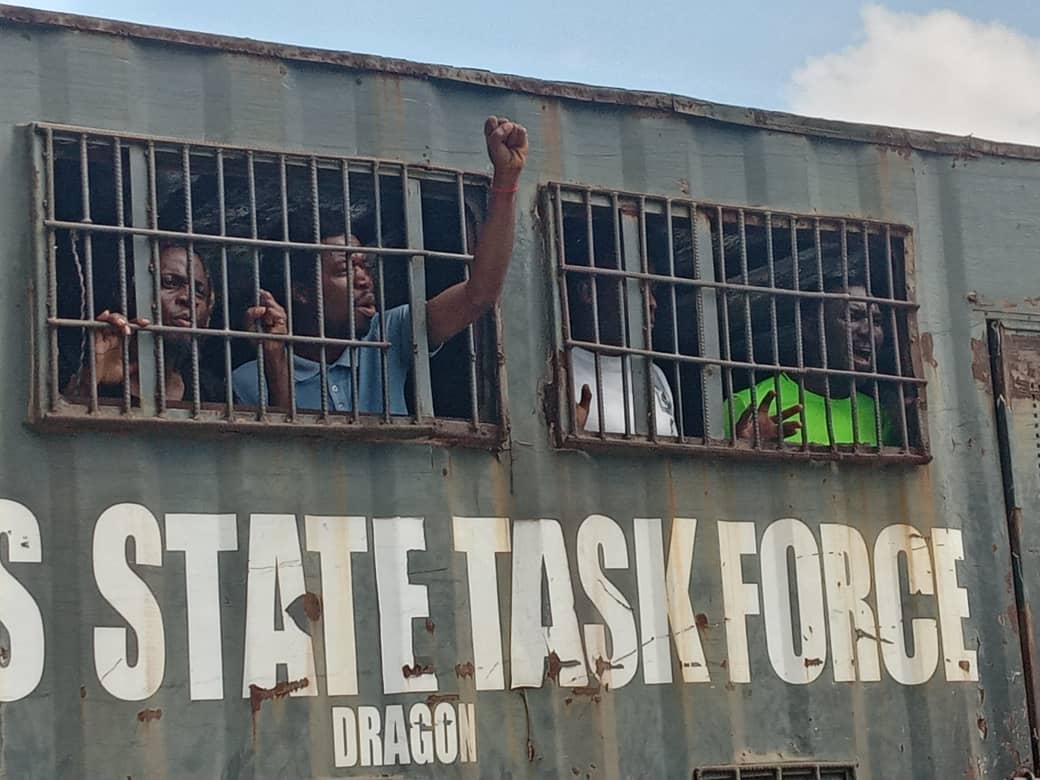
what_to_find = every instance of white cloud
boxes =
[786,5,1040,146]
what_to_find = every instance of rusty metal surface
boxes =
[2,4,1040,163]
[0,12,1038,780]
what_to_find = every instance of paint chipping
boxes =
[455,661,475,678]
[804,657,824,668]
[302,592,322,621]
[426,693,459,705]
[136,708,162,723]
[248,678,309,713]
[977,716,988,739]
[402,662,434,679]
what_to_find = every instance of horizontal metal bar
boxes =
[48,318,391,349]
[45,220,475,264]
[560,263,918,308]
[35,122,491,185]
[560,432,929,464]
[565,338,926,385]
[33,405,505,446]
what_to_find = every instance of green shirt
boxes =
[724,373,893,446]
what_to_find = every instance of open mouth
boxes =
[852,350,872,370]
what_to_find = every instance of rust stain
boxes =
[425,617,436,634]
[594,656,621,677]
[426,693,459,705]
[959,660,971,673]
[1003,332,1040,400]
[970,337,991,387]
[302,592,322,622]
[249,678,309,714]
[402,662,434,679]
[570,684,601,703]
[454,661,475,679]
[546,650,563,683]
[79,686,86,699]
[1007,601,1021,635]
[695,613,710,630]
[136,708,162,723]
[919,332,937,370]
[976,716,988,740]
[804,657,824,668]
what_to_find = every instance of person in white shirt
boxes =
[567,263,677,437]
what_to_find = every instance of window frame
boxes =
[543,182,930,464]
[28,122,508,447]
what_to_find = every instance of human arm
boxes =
[425,116,528,348]
[244,289,292,408]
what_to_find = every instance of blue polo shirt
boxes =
[232,304,413,415]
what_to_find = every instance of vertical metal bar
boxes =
[714,207,737,445]
[280,155,297,419]
[738,209,760,447]
[404,170,434,421]
[308,156,329,421]
[553,185,578,437]
[589,190,607,437]
[620,200,650,436]
[458,172,479,427]
[840,222,861,447]
[693,205,724,439]
[216,149,234,418]
[790,216,809,450]
[374,164,390,422]
[247,152,266,418]
[765,211,785,449]
[813,218,836,450]
[637,196,657,441]
[44,129,60,412]
[884,226,910,450]
[341,159,359,424]
[862,223,882,447]
[128,143,158,416]
[112,138,132,414]
[78,134,98,412]
[664,199,685,441]
[181,145,201,416]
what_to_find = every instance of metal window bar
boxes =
[612,193,635,437]
[216,149,234,418]
[738,209,761,447]
[883,225,911,450]
[588,189,608,438]
[35,123,500,445]
[839,222,861,448]
[373,164,391,423]
[812,217,837,451]
[247,151,267,419]
[789,216,810,450]
[636,196,657,441]
[308,155,328,421]
[457,172,480,428]
[663,200,686,441]
[765,211,786,451]
[551,185,578,437]
[112,138,132,414]
[78,133,99,413]
[404,170,434,422]
[715,206,738,445]
[277,155,298,420]
[341,158,360,424]
[181,144,202,416]
[862,223,883,447]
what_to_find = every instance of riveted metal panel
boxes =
[0,8,1039,780]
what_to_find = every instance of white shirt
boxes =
[570,346,677,436]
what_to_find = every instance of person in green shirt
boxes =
[727,277,894,446]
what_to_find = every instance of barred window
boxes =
[546,184,927,461]
[31,124,504,444]
[694,763,856,780]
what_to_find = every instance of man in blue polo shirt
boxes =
[232,116,527,414]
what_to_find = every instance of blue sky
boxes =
[16,0,1040,142]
